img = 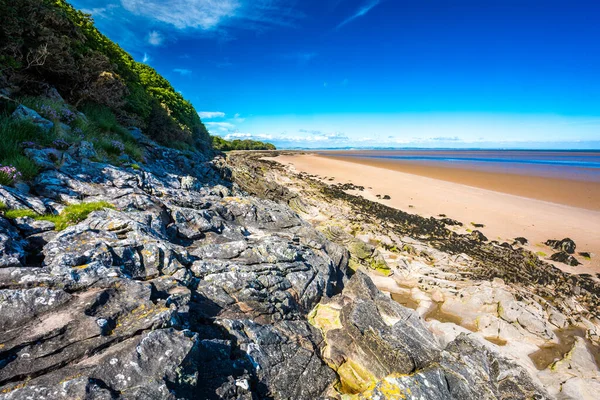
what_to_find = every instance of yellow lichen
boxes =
[308,303,342,334]
[336,359,378,394]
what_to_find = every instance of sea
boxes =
[316,150,600,182]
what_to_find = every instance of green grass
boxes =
[536,251,547,257]
[18,96,67,121]
[2,201,114,231]
[0,201,7,211]
[131,163,141,170]
[0,115,51,182]
[77,104,144,162]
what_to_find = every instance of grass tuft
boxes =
[2,201,113,231]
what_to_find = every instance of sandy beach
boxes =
[275,153,600,273]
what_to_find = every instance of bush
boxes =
[212,136,276,151]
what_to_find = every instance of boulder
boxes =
[23,148,62,170]
[11,105,54,132]
[513,236,528,245]
[550,251,581,266]
[546,237,576,254]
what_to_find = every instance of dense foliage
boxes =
[0,0,210,149]
[212,136,276,151]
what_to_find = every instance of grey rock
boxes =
[11,105,54,132]
[0,217,27,268]
[12,216,55,236]
[0,287,71,332]
[0,185,48,214]
[181,175,200,191]
[68,140,97,159]
[24,148,62,170]
[12,182,30,194]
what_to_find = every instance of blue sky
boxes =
[70,0,600,149]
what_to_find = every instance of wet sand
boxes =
[275,153,600,273]
[317,151,600,211]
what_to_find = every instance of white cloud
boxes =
[206,122,236,132]
[173,68,192,76]
[120,0,300,31]
[232,113,246,123]
[337,0,381,29]
[142,53,151,63]
[223,132,273,140]
[147,30,164,45]
[122,0,240,29]
[199,111,226,119]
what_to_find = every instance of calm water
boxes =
[317,150,600,182]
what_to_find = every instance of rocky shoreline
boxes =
[227,150,600,399]
[0,140,598,398]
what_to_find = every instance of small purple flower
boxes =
[39,105,59,121]
[0,165,22,185]
[20,141,38,149]
[52,139,70,150]
[60,108,76,124]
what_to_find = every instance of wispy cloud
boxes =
[206,121,236,132]
[173,68,192,76]
[199,111,226,119]
[142,53,151,63]
[147,30,164,45]
[120,0,301,31]
[336,0,381,30]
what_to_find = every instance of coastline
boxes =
[316,151,600,211]
[275,153,600,273]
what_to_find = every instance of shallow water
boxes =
[319,150,600,182]
[528,327,600,370]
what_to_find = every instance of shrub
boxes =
[212,136,276,151]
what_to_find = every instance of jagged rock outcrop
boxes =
[0,134,347,399]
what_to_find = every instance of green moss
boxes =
[0,201,7,211]
[536,251,547,257]
[130,163,141,170]
[3,201,113,231]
